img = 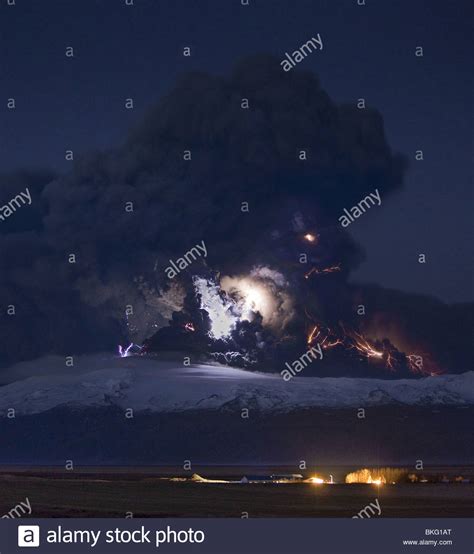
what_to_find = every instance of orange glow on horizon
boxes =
[309,476,325,484]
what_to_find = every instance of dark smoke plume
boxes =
[0,55,470,376]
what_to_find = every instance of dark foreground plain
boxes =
[0,467,472,517]
[2,406,473,465]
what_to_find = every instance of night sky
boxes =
[1,0,472,303]
[1,2,474,520]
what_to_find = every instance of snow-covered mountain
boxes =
[0,355,472,415]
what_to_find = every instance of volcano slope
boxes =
[0,355,472,465]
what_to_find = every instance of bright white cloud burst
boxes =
[193,277,237,339]
[193,267,294,340]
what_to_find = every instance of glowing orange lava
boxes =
[349,331,384,360]
[307,325,320,345]
[304,264,341,279]
[304,319,441,375]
